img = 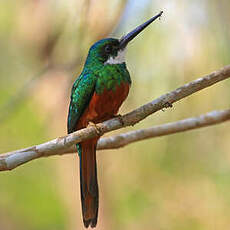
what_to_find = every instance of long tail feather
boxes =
[78,139,99,228]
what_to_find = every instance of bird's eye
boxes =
[105,45,112,53]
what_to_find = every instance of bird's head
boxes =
[85,11,163,66]
[87,38,123,65]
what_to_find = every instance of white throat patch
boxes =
[104,49,126,65]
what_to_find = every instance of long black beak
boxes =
[119,11,163,49]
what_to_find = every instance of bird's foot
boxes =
[87,121,101,136]
[114,114,125,126]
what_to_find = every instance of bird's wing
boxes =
[67,73,96,134]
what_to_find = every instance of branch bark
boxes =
[0,65,230,171]
[97,109,230,149]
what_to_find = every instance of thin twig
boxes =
[0,65,230,171]
[97,109,230,149]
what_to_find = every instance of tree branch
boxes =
[0,65,230,171]
[97,109,230,150]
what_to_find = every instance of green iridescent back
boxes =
[67,38,131,134]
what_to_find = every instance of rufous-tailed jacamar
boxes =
[67,11,163,228]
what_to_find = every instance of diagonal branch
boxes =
[0,65,230,171]
[97,109,230,150]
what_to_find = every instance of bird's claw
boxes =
[88,122,101,136]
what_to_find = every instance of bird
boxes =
[67,11,163,228]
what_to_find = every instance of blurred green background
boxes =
[0,0,230,229]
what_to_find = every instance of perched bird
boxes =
[67,11,163,228]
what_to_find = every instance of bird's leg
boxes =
[113,114,125,126]
[87,121,101,136]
